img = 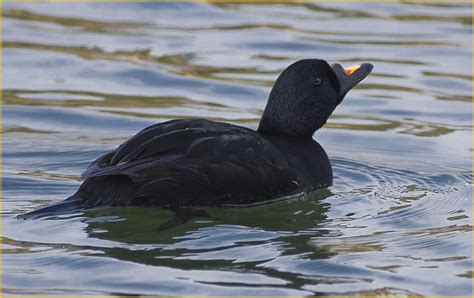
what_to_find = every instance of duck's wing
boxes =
[79,118,300,206]
[81,118,233,179]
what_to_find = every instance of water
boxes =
[2,2,472,296]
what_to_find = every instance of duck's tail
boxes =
[17,196,86,220]
[17,175,137,220]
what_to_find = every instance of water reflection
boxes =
[4,8,149,34]
[3,1,472,296]
[85,188,331,241]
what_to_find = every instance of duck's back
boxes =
[69,119,332,208]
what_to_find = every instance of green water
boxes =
[2,2,472,295]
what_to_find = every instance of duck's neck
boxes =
[257,114,317,138]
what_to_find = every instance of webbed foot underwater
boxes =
[21,59,373,218]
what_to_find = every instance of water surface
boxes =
[2,2,472,296]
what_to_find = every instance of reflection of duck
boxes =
[23,59,372,217]
[84,188,332,241]
[82,189,332,263]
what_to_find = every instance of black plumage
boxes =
[74,118,332,208]
[23,59,373,217]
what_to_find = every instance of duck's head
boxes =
[258,59,373,137]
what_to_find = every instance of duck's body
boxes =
[69,118,331,208]
[22,59,373,218]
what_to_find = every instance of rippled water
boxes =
[2,2,472,296]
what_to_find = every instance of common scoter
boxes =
[22,59,373,218]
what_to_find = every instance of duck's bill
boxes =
[331,63,374,97]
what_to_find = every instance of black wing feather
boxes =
[77,119,301,207]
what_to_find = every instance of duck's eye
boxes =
[313,78,322,86]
